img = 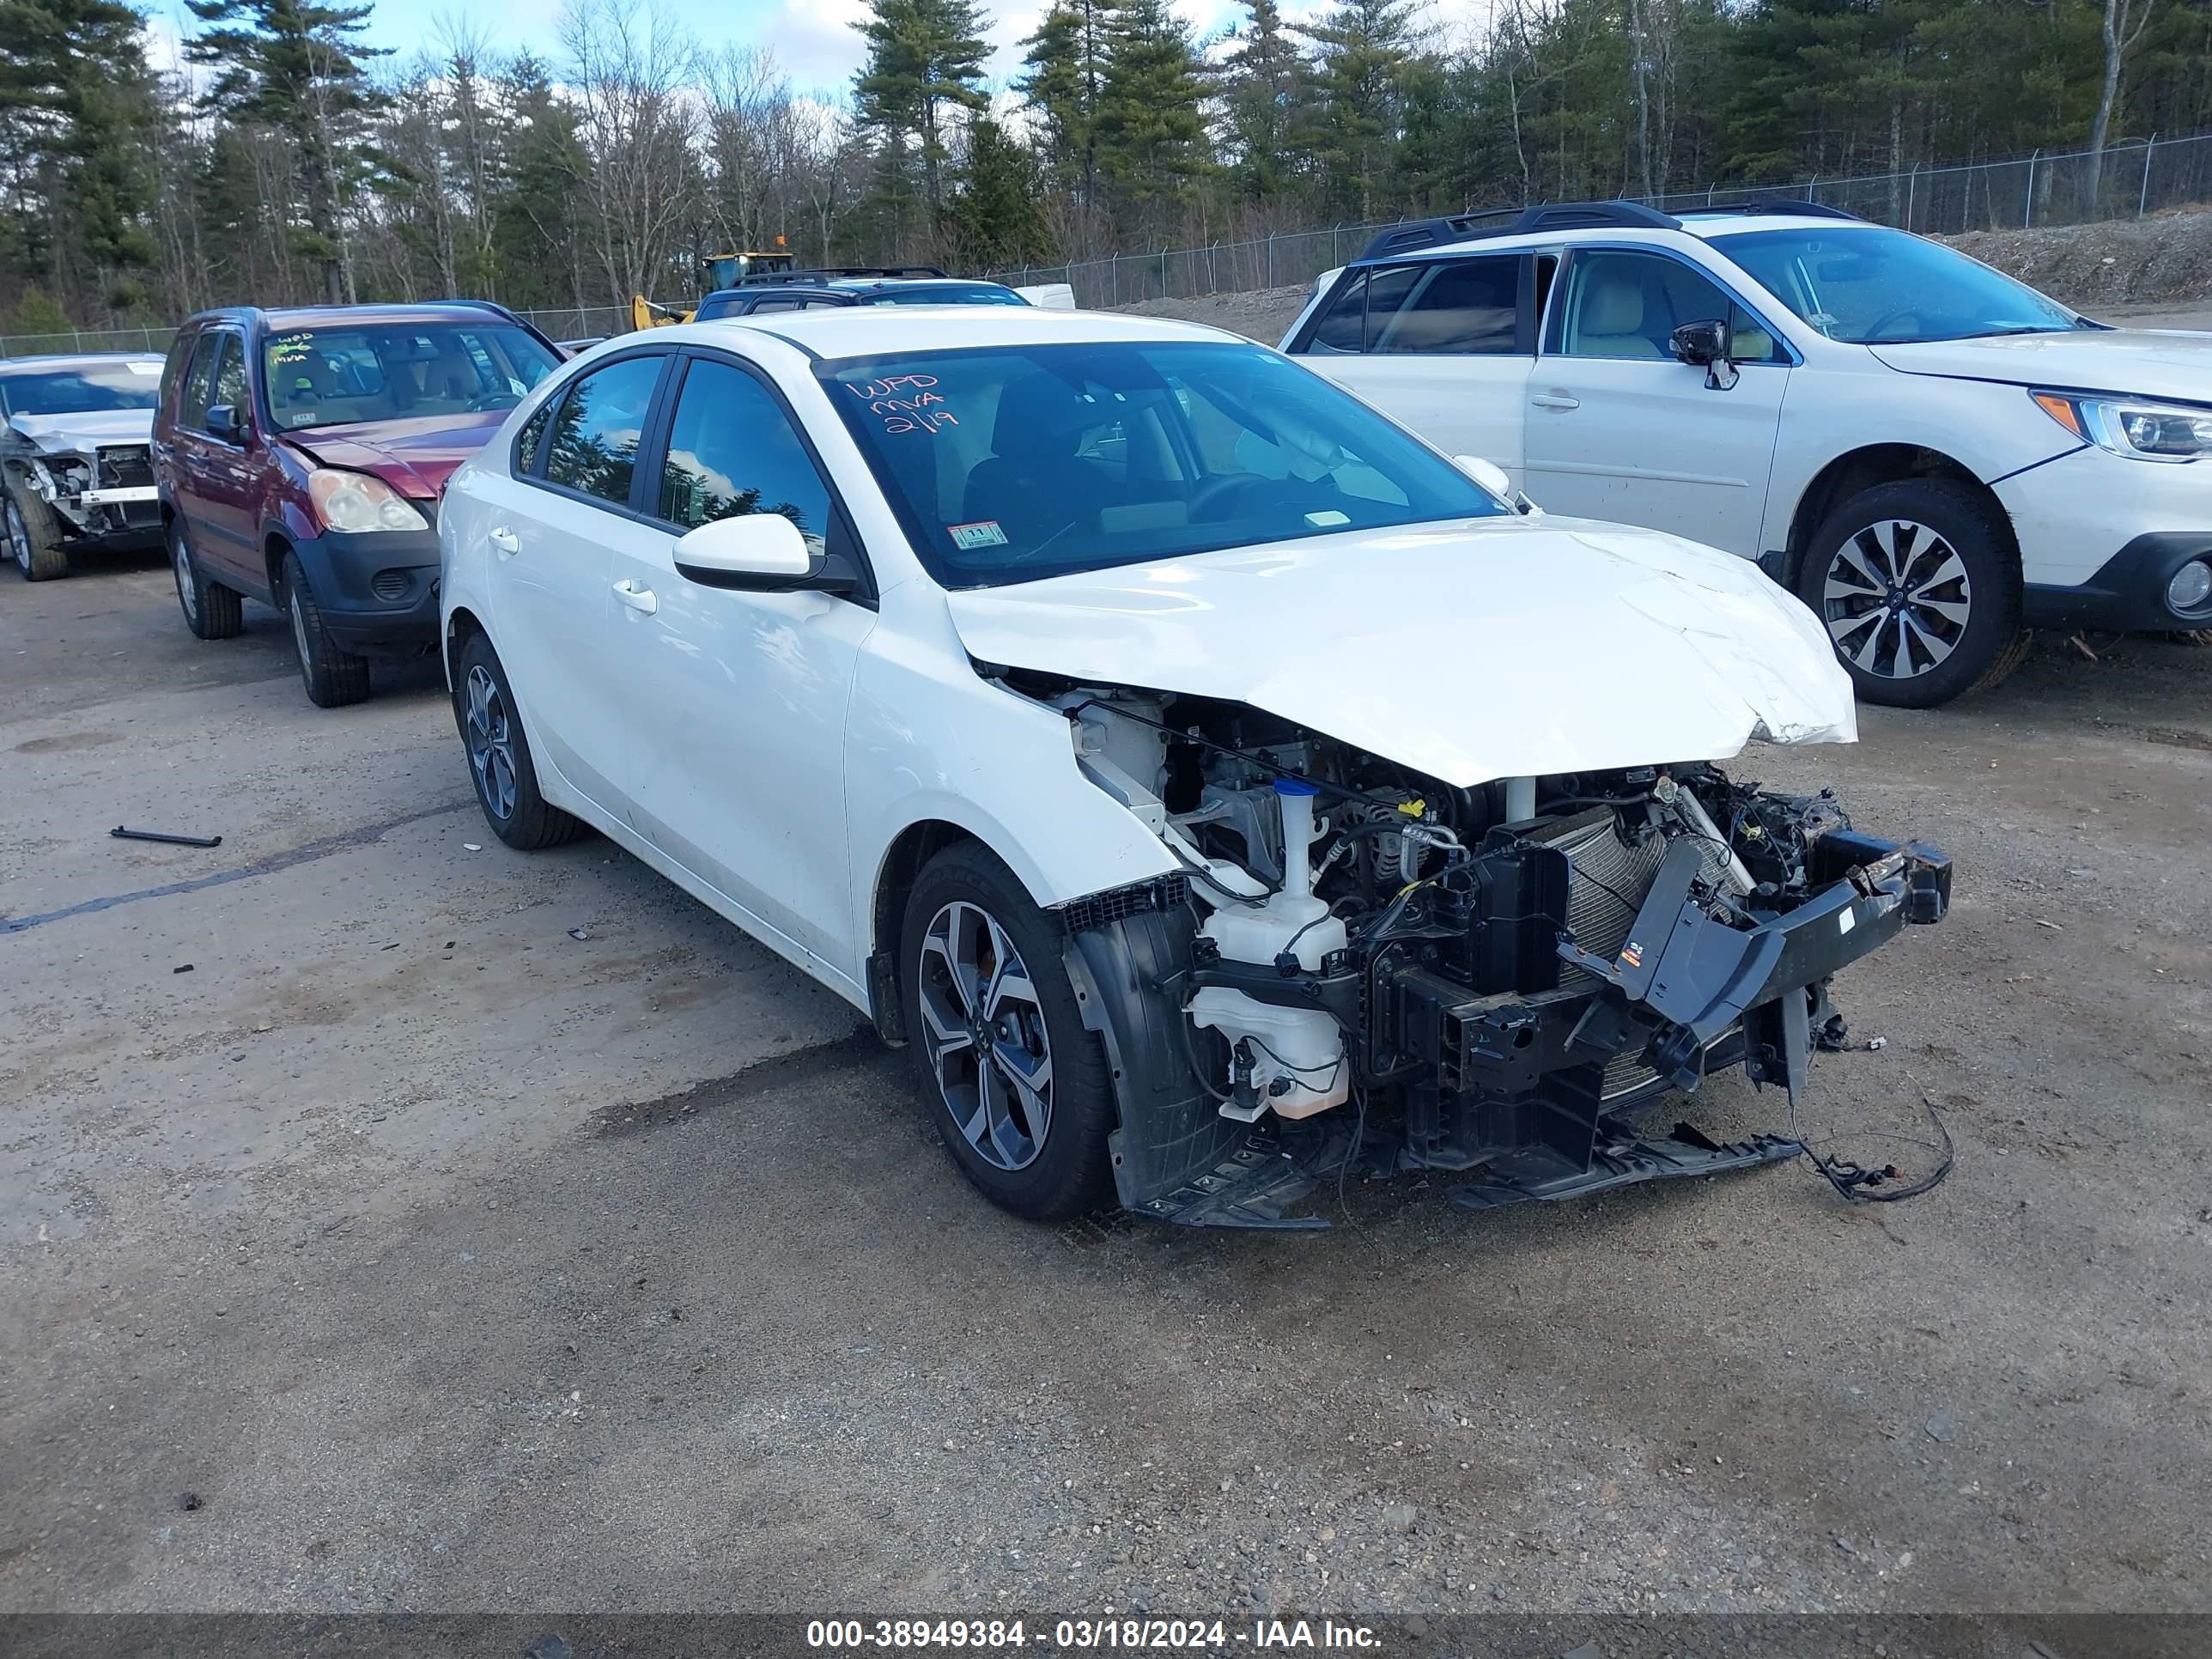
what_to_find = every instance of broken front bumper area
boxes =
[1094,823,1952,1229]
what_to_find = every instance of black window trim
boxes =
[513,346,679,527]
[635,345,878,608]
[1540,243,1802,367]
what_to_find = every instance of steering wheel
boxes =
[1190,473,1329,524]
[466,392,520,413]
[1860,308,1930,342]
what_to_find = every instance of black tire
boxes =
[900,842,1116,1222]
[167,517,242,639]
[282,550,371,708]
[1797,478,2024,709]
[6,482,70,581]
[451,630,586,851]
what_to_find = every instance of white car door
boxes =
[483,349,672,810]
[1292,253,1535,485]
[605,349,876,969]
[1521,247,1791,556]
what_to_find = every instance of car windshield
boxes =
[0,362,162,417]
[1714,226,2086,344]
[263,322,559,431]
[824,339,1507,588]
[860,284,1028,307]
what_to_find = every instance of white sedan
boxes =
[439,307,1952,1226]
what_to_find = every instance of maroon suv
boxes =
[152,302,562,706]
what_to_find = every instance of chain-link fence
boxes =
[987,130,2212,310]
[7,132,2210,357]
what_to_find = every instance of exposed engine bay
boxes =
[1023,677,1954,1226]
[2,416,162,549]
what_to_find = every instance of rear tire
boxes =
[6,483,70,581]
[283,550,371,708]
[169,518,242,638]
[1797,479,2023,709]
[900,842,1116,1223]
[452,631,586,851]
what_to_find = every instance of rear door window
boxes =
[541,355,665,507]
[1370,257,1522,355]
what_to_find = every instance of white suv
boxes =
[1281,200,2212,707]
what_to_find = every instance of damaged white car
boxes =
[1,353,166,581]
[439,309,1952,1225]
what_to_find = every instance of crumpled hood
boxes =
[1869,327,2212,400]
[945,517,1856,789]
[7,410,154,452]
[281,411,507,499]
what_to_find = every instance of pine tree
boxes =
[853,0,991,215]
[1095,0,1209,226]
[185,0,386,305]
[945,118,1047,266]
[491,54,591,311]
[1020,0,1112,211]
[1218,0,1308,205]
[0,0,161,317]
[1296,0,1424,222]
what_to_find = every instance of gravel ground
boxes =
[4,550,2211,1628]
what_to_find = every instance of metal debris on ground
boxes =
[112,825,222,848]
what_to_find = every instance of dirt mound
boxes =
[1118,283,1313,343]
[1948,209,2212,307]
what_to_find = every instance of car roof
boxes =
[0,352,166,374]
[672,306,1237,362]
[187,301,525,331]
[1359,204,1883,267]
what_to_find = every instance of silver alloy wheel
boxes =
[172,527,198,623]
[6,501,29,576]
[915,898,1053,1171]
[1820,518,1972,680]
[462,664,518,820]
[289,583,313,666]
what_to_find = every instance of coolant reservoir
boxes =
[1188,779,1350,1118]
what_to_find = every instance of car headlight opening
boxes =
[309,468,429,533]
[2032,389,2212,463]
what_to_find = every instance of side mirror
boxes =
[204,404,245,444]
[672,513,853,594]
[1454,454,1542,519]
[1671,319,1739,389]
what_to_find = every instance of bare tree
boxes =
[2087,0,2157,208]
[559,0,702,306]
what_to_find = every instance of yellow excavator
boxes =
[630,246,795,331]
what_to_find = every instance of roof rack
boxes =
[1356,201,1680,262]
[1680,198,1865,222]
[732,264,951,288]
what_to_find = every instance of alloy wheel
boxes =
[172,529,198,623]
[463,664,519,821]
[6,501,29,576]
[915,898,1054,1172]
[1820,518,1972,681]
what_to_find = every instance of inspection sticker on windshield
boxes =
[948,520,1008,550]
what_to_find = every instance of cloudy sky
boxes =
[142,0,1492,100]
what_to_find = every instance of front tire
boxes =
[169,518,242,638]
[6,484,70,581]
[451,631,585,851]
[283,550,371,708]
[1798,479,2024,708]
[901,842,1116,1222]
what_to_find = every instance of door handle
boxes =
[1531,392,1580,410]
[489,526,520,554]
[613,579,659,616]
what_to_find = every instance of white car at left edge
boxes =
[436,305,1954,1229]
